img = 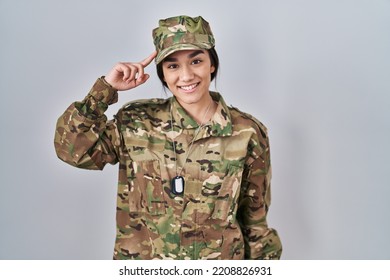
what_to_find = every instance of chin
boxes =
[178,97,200,105]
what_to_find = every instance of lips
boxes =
[178,82,199,92]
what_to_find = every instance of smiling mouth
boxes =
[178,82,200,91]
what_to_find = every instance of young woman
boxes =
[54,15,282,260]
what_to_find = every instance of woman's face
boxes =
[162,49,215,108]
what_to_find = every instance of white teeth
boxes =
[180,83,198,90]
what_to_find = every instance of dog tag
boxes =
[171,176,185,195]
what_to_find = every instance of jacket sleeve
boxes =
[237,125,282,260]
[54,77,121,170]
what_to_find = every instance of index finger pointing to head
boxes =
[140,51,158,67]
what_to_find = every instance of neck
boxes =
[179,96,216,124]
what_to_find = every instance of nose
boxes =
[179,65,194,82]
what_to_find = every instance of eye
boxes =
[191,59,202,65]
[166,63,178,69]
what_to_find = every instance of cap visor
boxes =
[155,44,206,64]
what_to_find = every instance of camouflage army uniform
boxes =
[54,77,282,259]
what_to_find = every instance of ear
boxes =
[210,65,215,73]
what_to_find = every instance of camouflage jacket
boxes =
[54,77,282,260]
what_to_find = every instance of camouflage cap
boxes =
[152,15,215,64]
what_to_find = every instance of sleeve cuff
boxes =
[87,76,118,105]
[75,77,119,119]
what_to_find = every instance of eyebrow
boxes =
[163,50,205,62]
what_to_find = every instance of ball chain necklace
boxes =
[169,99,213,195]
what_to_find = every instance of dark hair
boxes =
[156,47,219,88]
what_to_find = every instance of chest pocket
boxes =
[124,132,167,216]
[184,162,243,222]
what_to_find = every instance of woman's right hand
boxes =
[104,51,157,91]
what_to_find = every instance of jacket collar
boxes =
[170,91,233,139]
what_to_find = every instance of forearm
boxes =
[54,77,119,169]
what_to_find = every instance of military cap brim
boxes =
[155,43,212,64]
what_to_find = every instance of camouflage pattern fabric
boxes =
[153,15,215,64]
[54,77,282,260]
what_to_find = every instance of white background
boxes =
[1,0,389,259]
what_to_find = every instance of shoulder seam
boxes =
[229,105,268,135]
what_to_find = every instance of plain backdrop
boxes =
[1,0,389,259]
